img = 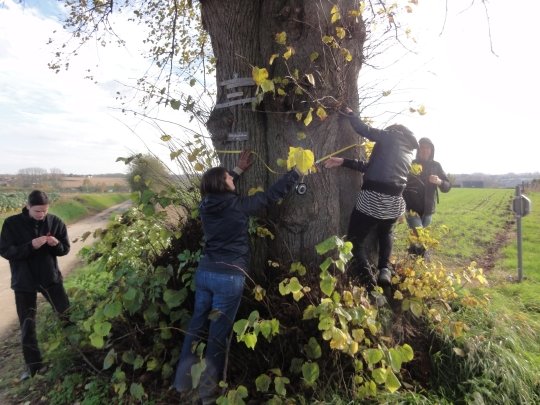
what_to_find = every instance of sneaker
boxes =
[19,369,31,381]
[377,268,392,287]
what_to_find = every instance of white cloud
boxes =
[0,0,189,174]
[1,0,538,176]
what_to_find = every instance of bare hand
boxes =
[46,235,59,246]
[339,106,354,116]
[323,157,344,169]
[237,150,253,171]
[429,175,441,185]
[32,236,48,249]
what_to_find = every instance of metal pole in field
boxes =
[515,185,523,282]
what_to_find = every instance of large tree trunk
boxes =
[202,0,366,272]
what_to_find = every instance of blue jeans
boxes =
[406,212,432,229]
[173,269,245,401]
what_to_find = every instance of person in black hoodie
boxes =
[324,108,418,288]
[173,151,300,404]
[0,190,70,380]
[403,137,451,255]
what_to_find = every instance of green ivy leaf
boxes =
[274,376,289,397]
[301,362,319,386]
[320,272,336,297]
[372,367,387,384]
[364,348,384,365]
[385,368,401,393]
[129,383,145,400]
[103,348,116,370]
[255,374,271,392]
[163,289,188,309]
[305,337,322,360]
[191,359,206,389]
[316,236,342,255]
[410,300,423,317]
[146,357,159,371]
[388,348,403,372]
[244,333,257,350]
[399,344,414,362]
[233,319,249,337]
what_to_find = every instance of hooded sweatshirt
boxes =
[403,137,451,216]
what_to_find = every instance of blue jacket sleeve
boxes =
[237,170,300,216]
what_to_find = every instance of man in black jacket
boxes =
[0,190,71,380]
[403,137,451,256]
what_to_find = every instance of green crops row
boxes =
[0,191,59,214]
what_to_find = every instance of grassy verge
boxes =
[0,193,130,227]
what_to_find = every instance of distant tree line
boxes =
[16,167,64,188]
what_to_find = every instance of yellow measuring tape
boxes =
[216,143,361,174]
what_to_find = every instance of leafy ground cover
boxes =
[1,188,539,404]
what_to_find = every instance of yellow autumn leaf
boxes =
[269,53,279,65]
[417,104,427,115]
[329,328,348,350]
[275,31,287,45]
[248,186,264,196]
[336,27,346,39]
[330,5,341,24]
[283,46,295,60]
[295,112,303,121]
[341,48,353,62]
[277,88,286,96]
[260,79,275,93]
[194,162,204,172]
[316,106,327,121]
[297,131,307,140]
[322,35,334,44]
[252,66,269,86]
[303,108,313,126]
[310,51,319,62]
[253,285,266,301]
[410,163,423,175]
[286,147,315,175]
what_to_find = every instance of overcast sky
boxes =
[1,0,539,175]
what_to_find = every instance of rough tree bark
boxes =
[202,0,366,272]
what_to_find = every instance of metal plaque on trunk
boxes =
[226,132,249,142]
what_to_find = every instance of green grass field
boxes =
[394,188,514,267]
[0,193,130,227]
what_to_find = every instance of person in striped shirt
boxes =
[325,108,418,289]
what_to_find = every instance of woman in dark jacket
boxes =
[325,109,418,288]
[403,138,451,224]
[173,151,299,404]
[0,190,70,379]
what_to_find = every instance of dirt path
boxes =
[0,200,132,338]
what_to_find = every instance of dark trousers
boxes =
[347,209,398,284]
[15,283,70,373]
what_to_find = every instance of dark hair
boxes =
[385,124,413,138]
[200,167,229,196]
[27,190,50,206]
